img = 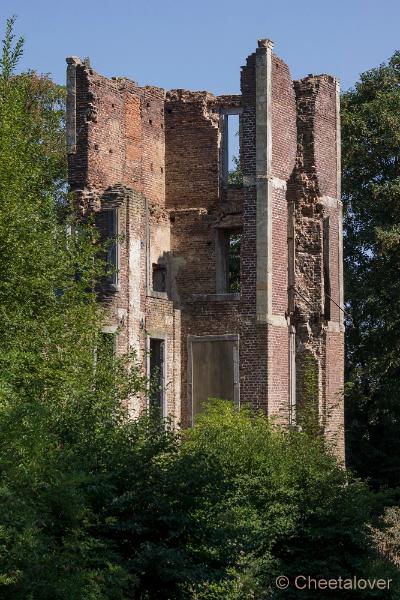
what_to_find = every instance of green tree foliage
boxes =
[227,156,243,186]
[0,16,23,79]
[0,17,146,598]
[342,51,400,488]
[370,506,400,569]
[107,401,393,599]
[228,231,241,293]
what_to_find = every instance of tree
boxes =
[370,506,400,569]
[342,51,400,489]
[227,155,243,186]
[0,17,146,598]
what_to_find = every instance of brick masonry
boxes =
[66,40,345,459]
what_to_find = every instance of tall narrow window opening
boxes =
[216,227,242,293]
[152,262,167,293]
[228,230,242,292]
[228,113,240,176]
[220,109,242,188]
[149,338,165,418]
[105,208,118,289]
[96,207,119,291]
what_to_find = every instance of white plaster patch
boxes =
[267,315,289,327]
[151,224,171,265]
[271,176,287,191]
[321,195,340,209]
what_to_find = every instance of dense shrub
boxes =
[114,401,394,599]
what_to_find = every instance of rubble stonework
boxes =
[66,40,345,458]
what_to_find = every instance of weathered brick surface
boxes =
[267,325,290,422]
[271,187,288,315]
[165,91,219,210]
[271,55,297,181]
[67,41,345,459]
[324,329,345,457]
[314,77,338,199]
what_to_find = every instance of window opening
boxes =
[152,263,167,293]
[227,113,240,179]
[96,207,119,290]
[216,227,242,293]
[189,335,240,422]
[228,230,242,292]
[149,338,165,418]
[221,111,242,187]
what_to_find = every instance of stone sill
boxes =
[326,320,345,333]
[190,293,240,302]
[148,290,169,300]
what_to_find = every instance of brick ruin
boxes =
[66,39,344,458]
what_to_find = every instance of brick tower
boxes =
[66,40,344,458]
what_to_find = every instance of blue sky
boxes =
[2,0,399,94]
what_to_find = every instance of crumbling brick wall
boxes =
[289,73,344,456]
[66,39,344,458]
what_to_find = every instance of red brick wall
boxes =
[67,45,344,458]
[324,204,341,322]
[269,189,290,417]
[271,187,288,315]
[239,51,269,413]
[146,296,180,420]
[169,210,216,298]
[267,325,289,422]
[314,77,338,198]
[69,65,166,203]
[165,91,220,210]
[324,330,345,460]
[271,56,297,181]
[139,88,165,206]
[289,73,344,459]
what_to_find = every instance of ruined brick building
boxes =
[66,40,345,457]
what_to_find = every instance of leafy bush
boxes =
[370,506,400,569]
[173,402,396,599]
[86,401,397,599]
